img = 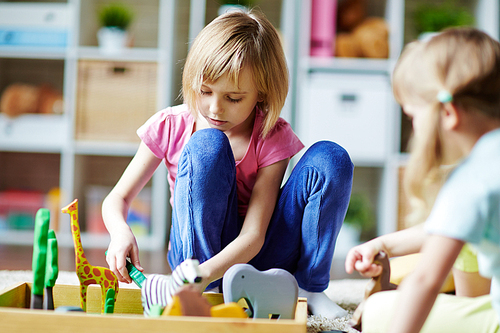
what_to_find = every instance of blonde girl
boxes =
[345,27,500,332]
[103,10,353,319]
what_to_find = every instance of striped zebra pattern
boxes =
[141,259,202,316]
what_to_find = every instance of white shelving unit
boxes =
[0,0,177,250]
[286,0,404,247]
[285,0,500,254]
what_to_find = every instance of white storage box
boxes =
[0,114,69,151]
[0,3,70,47]
[297,73,392,164]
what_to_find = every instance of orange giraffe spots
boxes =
[62,199,119,312]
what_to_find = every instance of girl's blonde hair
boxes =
[182,10,289,138]
[393,27,500,225]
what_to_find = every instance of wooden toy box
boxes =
[0,282,307,333]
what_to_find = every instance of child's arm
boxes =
[452,268,491,297]
[102,141,162,283]
[345,224,427,277]
[196,158,290,291]
[388,235,464,333]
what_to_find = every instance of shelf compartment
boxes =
[84,184,151,237]
[297,72,392,165]
[0,151,61,232]
[75,60,157,142]
[0,58,66,148]
[0,57,65,102]
[0,1,72,59]
[79,0,160,49]
[0,114,68,152]
[73,154,152,238]
[0,190,46,231]
[305,0,392,59]
[0,151,60,193]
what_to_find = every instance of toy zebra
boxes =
[141,258,202,317]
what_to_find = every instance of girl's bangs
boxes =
[199,46,247,88]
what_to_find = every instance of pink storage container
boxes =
[310,0,337,57]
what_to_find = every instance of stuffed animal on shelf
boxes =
[336,17,389,58]
[337,0,366,32]
[335,0,389,59]
[0,83,63,118]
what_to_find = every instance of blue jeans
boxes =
[168,129,353,292]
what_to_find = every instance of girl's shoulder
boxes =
[137,104,194,159]
[158,104,193,119]
[138,104,194,140]
[144,104,194,129]
[263,116,296,140]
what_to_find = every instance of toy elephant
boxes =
[222,264,298,319]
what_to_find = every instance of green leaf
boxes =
[98,3,134,30]
[414,1,474,34]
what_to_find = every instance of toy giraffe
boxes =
[62,199,119,312]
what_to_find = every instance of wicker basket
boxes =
[76,60,157,142]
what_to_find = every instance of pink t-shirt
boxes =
[137,104,304,215]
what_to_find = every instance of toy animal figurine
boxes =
[349,251,397,330]
[61,199,119,313]
[141,258,202,317]
[162,285,247,318]
[222,264,299,320]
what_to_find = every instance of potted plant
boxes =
[414,1,474,40]
[218,0,255,16]
[97,2,134,54]
[342,192,376,245]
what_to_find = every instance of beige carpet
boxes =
[0,270,367,333]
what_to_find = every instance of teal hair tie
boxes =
[437,90,453,103]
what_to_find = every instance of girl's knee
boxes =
[303,141,354,177]
[188,128,229,151]
[184,129,233,165]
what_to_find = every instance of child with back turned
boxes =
[345,27,500,332]
[103,10,353,319]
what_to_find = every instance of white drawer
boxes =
[297,73,392,164]
[0,114,68,152]
[0,3,70,28]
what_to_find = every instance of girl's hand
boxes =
[106,226,143,283]
[192,264,216,294]
[345,240,384,278]
[191,278,211,294]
